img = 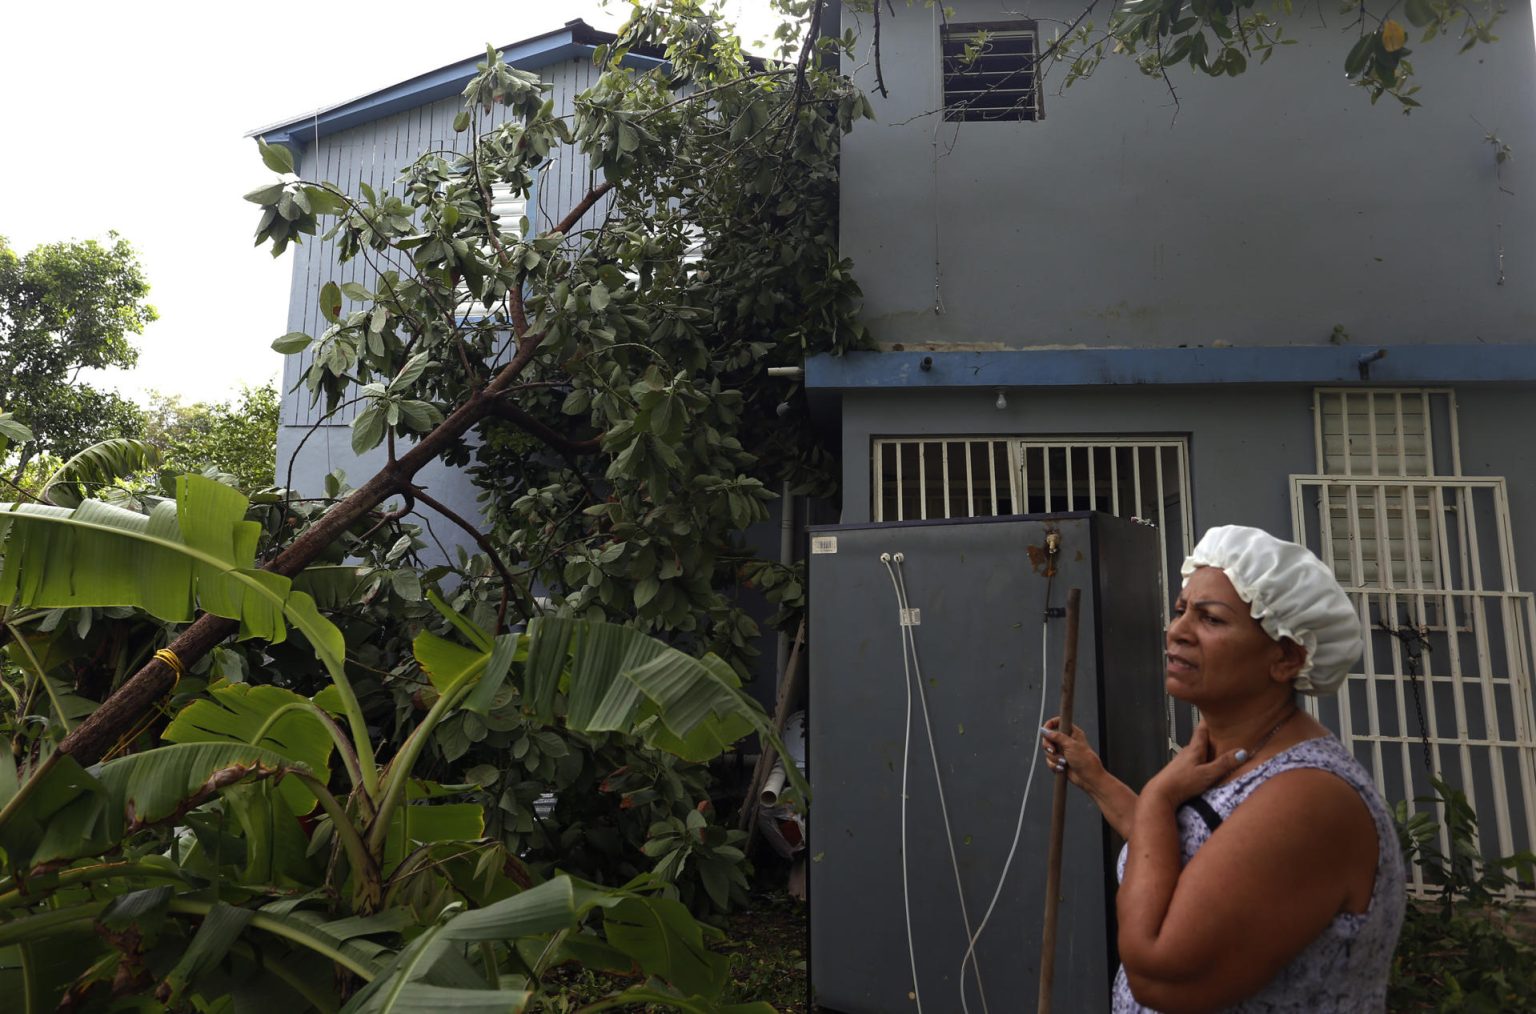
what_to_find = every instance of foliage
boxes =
[0,479,796,1010]
[142,384,281,492]
[0,3,859,1008]
[1389,777,1536,1011]
[643,806,753,917]
[0,233,155,477]
[252,1,862,682]
[1020,0,1506,111]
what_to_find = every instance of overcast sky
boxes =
[0,0,787,405]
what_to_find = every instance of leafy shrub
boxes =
[1389,778,1536,1012]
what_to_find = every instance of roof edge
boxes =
[249,19,662,149]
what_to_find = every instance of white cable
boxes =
[890,557,989,1014]
[958,614,1052,996]
[879,553,925,1013]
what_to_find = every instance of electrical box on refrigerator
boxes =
[808,513,1167,1013]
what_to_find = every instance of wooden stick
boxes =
[738,617,809,835]
[1038,588,1082,1014]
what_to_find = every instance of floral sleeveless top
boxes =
[1112,736,1406,1013]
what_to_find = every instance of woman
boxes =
[1040,525,1405,1013]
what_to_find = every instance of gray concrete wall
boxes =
[840,0,1536,349]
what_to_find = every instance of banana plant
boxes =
[0,477,798,1009]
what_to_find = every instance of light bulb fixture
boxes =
[995,389,1008,411]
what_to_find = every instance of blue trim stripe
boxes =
[805,346,1536,390]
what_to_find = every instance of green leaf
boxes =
[39,439,160,508]
[258,138,296,175]
[391,569,423,602]
[413,631,489,693]
[1403,0,1435,27]
[158,902,255,1003]
[0,476,348,685]
[0,750,119,870]
[1345,32,1375,76]
[350,982,533,1013]
[163,682,335,813]
[0,413,35,446]
[92,741,304,827]
[603,895,730,1000]
[352,404,387,454]
[462,634,518,716]
[382,801,485,876]
[390,355,431,394]
[273,331,314,354]
[320,281,344,323]
[244,183,287,205]
[293,565,369,608]
[519,619,802,795]
[434,877,587,942]
[426,590,494,652]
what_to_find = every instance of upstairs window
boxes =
[942,21,1042,122]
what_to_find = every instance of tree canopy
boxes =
[142,383,280,492]
[0,233,156,476]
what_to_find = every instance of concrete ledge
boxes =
[805,345,1536,390]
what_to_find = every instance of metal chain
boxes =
[1380,615,1436,779]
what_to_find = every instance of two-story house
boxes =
[257,6,1536,1003]
[816,0,1536,865]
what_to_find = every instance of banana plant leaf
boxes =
[0,475,346,680]
[521,617,809,798]
[91,741,305,827]
[158,902,255,1005]
[0,750,119,872]
[381,800,486,878]
[221,781,323,886]
[39,438,160,509]
[601,894,729,999]
[0,741,307,871]
[163,682,335,813]
[345,875,738,1014]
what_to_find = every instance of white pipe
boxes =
[760,762,788,806]
[766,366,804,377]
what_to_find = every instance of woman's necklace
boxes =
[1234,706,1299,763]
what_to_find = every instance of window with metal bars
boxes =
[1314,389,1459,591]
[942,21,1042,122]
[1294,390,1536,893]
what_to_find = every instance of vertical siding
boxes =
[279,56,604,428]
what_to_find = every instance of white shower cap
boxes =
[1180,525,1362,695]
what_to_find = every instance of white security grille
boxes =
[874,436,1193,745]
[873,437,1191,615]
[1296,388,1536,895]
[1017,440,1193,625]
[873,437,1020,522]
